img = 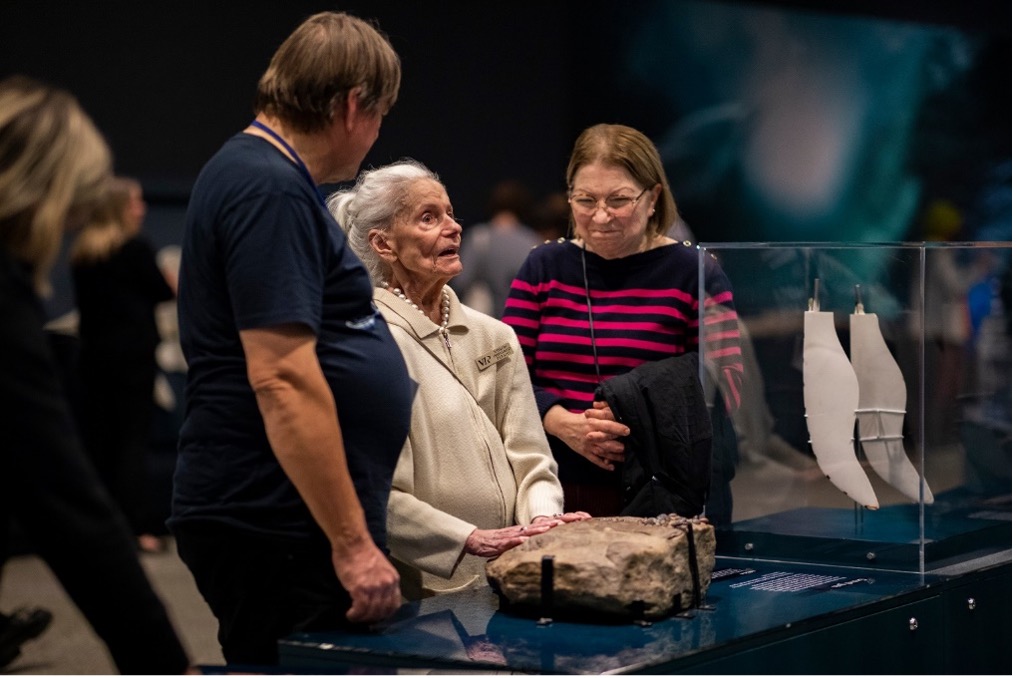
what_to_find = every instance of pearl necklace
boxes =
[384,283,452,348]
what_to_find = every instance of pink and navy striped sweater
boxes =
[503,240,743,486]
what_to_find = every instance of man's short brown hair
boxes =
[254,12,401,133]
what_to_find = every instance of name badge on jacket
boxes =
[476,343,514,371]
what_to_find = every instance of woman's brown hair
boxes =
[565,123,678,239]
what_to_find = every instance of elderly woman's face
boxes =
[387,179,463,283]
[569,162,656,259]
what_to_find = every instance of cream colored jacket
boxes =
[376,286,563,599]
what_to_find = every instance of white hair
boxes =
[327,159,440,284]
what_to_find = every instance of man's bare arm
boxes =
[240,323,400,623]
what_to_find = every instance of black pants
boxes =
[174,524,357,667]
[79,355,157,535]
[2,268,187,674]
[0,411,188,674]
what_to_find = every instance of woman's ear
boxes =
[369,228,397,263]
[650,183,663,209]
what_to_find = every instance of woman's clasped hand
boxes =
[544,401,630,471]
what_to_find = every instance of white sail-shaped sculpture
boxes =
[851,310,934,504]
[803,307,879,509]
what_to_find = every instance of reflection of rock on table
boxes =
[278,553,1008,674]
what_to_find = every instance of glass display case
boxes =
[276,241,1010,675]
[697,242,1011,573]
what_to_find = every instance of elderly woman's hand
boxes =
[544,403,629,471]
[465,523,552,559]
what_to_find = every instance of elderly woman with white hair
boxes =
[328,160,587,599]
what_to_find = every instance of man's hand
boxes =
[242,324,403,625]
[332,538,402,624]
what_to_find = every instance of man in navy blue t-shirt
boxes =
[170,12,413,666]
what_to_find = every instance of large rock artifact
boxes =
[485,515,715,621]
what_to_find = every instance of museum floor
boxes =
[0,439,1006,674]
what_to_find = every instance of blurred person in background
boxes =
[70,176,175,554]
[532,191,571,242]
[451,179,542,317]
[0,74,189,674]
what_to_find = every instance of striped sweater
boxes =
[503,239,743,486]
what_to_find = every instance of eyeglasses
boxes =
[569,187,648,216]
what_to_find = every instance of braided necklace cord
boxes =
[383,283,452,348]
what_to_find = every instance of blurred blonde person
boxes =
[0,75,188,673]
[70,177,175,553]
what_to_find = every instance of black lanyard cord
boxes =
[581,242,602,385]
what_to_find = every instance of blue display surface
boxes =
[278,559,941,673]
[717,489,1011,571]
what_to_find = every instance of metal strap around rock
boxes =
[684,521,702,608]
[538,555,554,625]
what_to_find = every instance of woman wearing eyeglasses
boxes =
[502,123,743,519]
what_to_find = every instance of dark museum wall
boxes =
[1,0,1009,317]
[2,1,577,223]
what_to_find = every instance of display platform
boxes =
[278,555,1010,674]
[717,488,1011,571]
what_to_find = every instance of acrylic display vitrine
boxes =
[275,241,1011,675]
[696,241,1011,573]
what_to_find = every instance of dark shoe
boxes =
[0,607,53,669]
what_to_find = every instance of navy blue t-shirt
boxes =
[170,133,413,547]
